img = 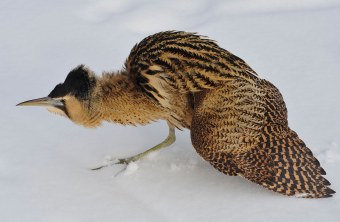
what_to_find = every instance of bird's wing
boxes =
[191,79,335,197]
[191,78,266,176]
[125,31,258,107]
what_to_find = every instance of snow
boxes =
[1,0,340,221]
[122,162,139,176]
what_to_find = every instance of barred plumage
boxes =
[18,31,335,198]
[126,31,257,107]
[126,31,334,197]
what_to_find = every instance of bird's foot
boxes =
[89,156,117,170]
[90,124,176,170]
[90,154,152,170]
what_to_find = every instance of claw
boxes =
[90,165,108,170]
[89,157,134,170]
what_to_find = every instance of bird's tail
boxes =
[235,79,335,198]
[247,129,335,198]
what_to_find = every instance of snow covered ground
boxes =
[1,0,340,221]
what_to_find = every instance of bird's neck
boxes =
[90,72,167,126]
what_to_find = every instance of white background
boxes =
[1,0,339,221]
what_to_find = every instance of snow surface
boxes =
[1,0,340,221]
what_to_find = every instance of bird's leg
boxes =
[116,125,176,164]
[91,124,175,170]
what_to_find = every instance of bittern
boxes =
[18,31,335,198]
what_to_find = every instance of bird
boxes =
[17,31,335,198]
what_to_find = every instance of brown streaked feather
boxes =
[120,31,334,197]
[191,78,266,156]
[252,80,334,197]
[125,31,258,107]
[191,78,334,197]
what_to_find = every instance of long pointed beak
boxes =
[17,97,64,107]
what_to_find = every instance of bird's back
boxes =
[125,31,258,103]
[124,31,261,128]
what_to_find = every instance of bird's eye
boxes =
[60,99,66,105]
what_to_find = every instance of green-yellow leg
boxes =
[91,124,175,170]
[117,125,176,164]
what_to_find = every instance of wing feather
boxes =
[191,79,335,197]
[125,31,258,107]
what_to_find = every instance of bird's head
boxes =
[17,65,99,126]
